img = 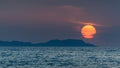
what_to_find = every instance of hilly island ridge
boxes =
[0,39,95,47]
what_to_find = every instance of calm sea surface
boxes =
[0,47,120,68]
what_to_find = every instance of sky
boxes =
[0,0,120,47]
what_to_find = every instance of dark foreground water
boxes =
[0,47,120,68]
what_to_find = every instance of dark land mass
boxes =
[0,39,95,47]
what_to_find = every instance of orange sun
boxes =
[81,25,96,39]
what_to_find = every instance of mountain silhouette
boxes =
[0,39,95,47]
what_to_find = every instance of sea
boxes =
[0,47,120,68]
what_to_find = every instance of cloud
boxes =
[0,6,85,23]
[71,21,103,26]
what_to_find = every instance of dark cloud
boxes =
[0,6,85,23]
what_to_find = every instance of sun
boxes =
[81,25,96,39]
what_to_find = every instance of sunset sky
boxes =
[0,0,120,46]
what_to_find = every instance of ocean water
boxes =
[0,47,120,68]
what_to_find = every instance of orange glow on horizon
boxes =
[81,25,96,39]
